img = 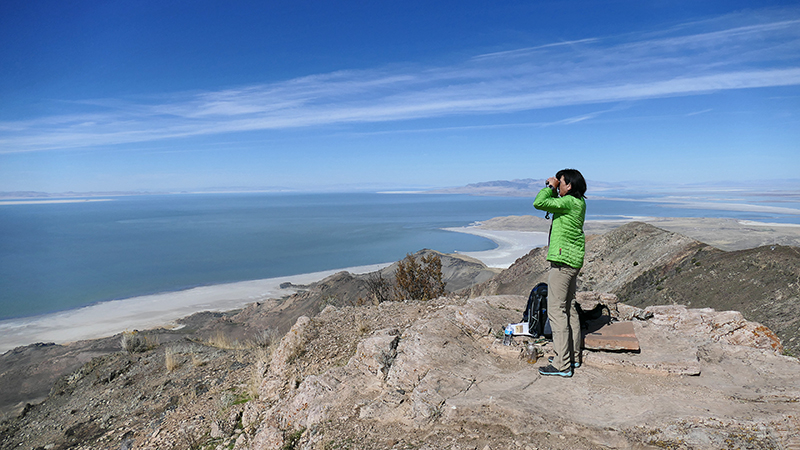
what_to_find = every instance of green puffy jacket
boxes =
[533,187,586,269]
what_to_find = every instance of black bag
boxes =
[575,302,611,329]
[523,282,550,338]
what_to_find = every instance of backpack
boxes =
[575,302,611,329]
[523,282,551,338]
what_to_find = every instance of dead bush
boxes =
[120,331,157,354]
[394,253,446,301]
[365,271,393,304]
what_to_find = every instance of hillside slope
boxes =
[468,221,706,297]
[3,294,797,450]
[469,222,800,356]
[0,250,495,419]
[617,243,800,356]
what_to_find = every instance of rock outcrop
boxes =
[232,294,798,450]
[470,222,800,357]
[469,221,707,297]
[8,293,789,449]
[0,249,496,420]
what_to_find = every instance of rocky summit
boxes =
[470,221,800,357]
[1,222,799,450]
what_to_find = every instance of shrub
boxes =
[247,364,263,400]
[394,253,446,301]
[282,427,306,450]
[247,330,278,398]
[120,331,157,354]
[365,271,393,304]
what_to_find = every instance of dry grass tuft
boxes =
[165,347,181,372]
[191,352,207,367]
[244,330,279,400]
[207,331,242,350]
[252,328,281,350]
[120,331,158,353]
[246,365,263,400]
[356,316,371,335]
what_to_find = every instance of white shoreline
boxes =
[737,220,800,228]
[444,227,548,268]
[0,199,114,206]
[0,263,390,353]
[0,226,547,352]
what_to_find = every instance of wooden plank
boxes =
[584,321,640,351]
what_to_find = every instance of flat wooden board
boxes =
[584,321,640,351]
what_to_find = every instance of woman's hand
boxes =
[546,176,560,189]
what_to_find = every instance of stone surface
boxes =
[246,294,799,449]
[2,293,799,450]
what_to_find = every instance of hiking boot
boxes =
[538,364,573,377]
[548,356,581,369]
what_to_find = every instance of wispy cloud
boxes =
[686,109,713,116]
[472,38,602,59]
[2,9,799,153]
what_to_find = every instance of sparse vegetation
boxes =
[247,364,263,400]
[394,253,446,301]
[218,389,251,410]
[356,315,371,335]
[165,346,180,372]
[4,222,799,450]
[320,295,339,309]
[282,427,306,450]
[285,345,306,365]
[207,331,242,350]
[246,332,276,399]
[120,330,157,353]
[191,351,208,367]
[365,271,393,303]
[253,328,281,350]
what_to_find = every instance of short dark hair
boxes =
[556,169,587,199]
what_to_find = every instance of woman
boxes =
[533,169,587,377]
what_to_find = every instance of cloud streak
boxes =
[2,9,799,153]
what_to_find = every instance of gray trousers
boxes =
[547,262,582,371]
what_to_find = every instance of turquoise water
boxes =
[1,192,798,320]
[0,193,524,320]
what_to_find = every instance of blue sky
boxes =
[1,0,799,192]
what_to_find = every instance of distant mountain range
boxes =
[428,178,543,196]
[428,178,624,196]
[429,178,800,198]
